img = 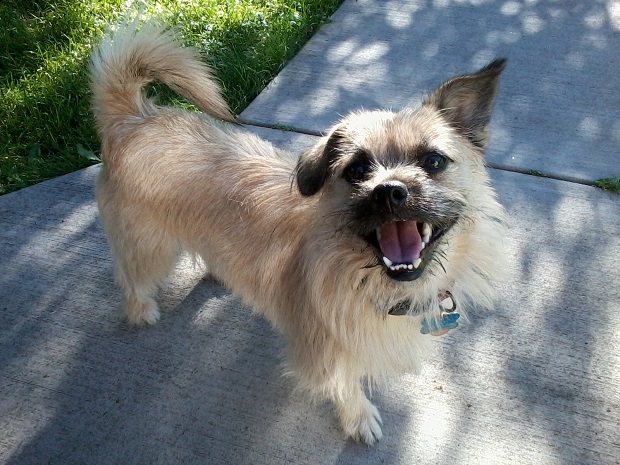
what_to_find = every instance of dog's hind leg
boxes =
[110,228,179,326]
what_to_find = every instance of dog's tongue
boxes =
[378,221,424,264]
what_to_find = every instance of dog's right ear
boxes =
[295,127,345,196]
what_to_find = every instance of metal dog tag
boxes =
[420,291,460,336]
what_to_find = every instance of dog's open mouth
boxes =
[367,220,450,281]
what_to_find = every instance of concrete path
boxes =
[2,1,619,464]
[241,0,620,183]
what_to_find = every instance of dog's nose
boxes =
[373,181,409,206]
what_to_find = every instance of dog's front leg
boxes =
[333,383,383,445]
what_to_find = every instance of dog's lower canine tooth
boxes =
[383,256,393,267]
[413,258,422,269]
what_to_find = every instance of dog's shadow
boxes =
[3,267,318,464]
[6,253,411,465]
[158,274,414,463]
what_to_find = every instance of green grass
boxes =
[527,170,546,178]
[594,176,620,194]
[0,0,342,195]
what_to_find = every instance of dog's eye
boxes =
[421,151,449,174]
[343,157,373,184]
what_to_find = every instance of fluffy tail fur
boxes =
[89,20,234,135]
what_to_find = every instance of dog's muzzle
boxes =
[368,181,449,280]
[357,180,461,281]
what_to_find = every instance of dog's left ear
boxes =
[425,59,506,149]
[295,126,346,196]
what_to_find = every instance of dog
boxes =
[90,20,507,445]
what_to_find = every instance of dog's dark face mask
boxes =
[340,150,465,281]
[295,59,506,282]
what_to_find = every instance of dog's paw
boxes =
[340,400,383,446]
[125,298,160,326]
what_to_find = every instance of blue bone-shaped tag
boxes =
[420,312,460,335]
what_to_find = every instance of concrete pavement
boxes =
[1,1,619,464]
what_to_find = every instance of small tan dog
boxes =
[90,20,507,445]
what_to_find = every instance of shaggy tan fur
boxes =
[90,20,508,445]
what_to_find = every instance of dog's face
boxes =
[295,60,506,284]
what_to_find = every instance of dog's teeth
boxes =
[420,242,426,250]
[382,256,393,267]
[422,223,432,243]
[388,261,422,272]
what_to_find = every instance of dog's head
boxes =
[295,60,506,284]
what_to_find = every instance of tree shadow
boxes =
[242,0,620,183]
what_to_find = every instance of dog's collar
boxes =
[388,290,460,336]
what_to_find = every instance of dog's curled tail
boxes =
[90,20,234,131]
